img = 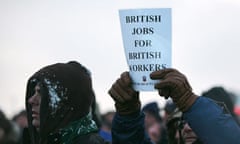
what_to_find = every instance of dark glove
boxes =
[150,68,198,112]
[108,72,141,115]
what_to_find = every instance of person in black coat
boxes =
[24,61,108,144]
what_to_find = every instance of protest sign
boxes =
[119,8,172,91]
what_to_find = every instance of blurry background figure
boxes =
[12,110,28,144]
[91,96,113,143]
[202,86,240,124]
[91,96,103,129]
[231,91,240,119]
[142,102,162,130]
[163,100,177,122]
[142,102,168,144]
[0,109,20,144]
[12,110,28,130]
[99,111,115,143]
[166,108,183,144]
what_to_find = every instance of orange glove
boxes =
[150,68,198,112]
[108,72,140,115]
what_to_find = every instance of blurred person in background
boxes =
[142,102,168,144]
[202,86,240,125]
[12,110,28,144]
[99,111,115,143]
[12,110,28,129]
[0,109,20,144]
[163,99,176,122]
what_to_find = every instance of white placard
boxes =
[119,8,172,91]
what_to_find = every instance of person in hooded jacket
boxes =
[24,61,108,144]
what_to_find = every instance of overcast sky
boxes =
[1,0,240,118]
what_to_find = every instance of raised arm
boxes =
[108,72,153,144]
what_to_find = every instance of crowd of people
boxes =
[1,61,240,144]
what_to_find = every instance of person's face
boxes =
[15,115,28,128]
[181,123,198,144]
[144,112,158,130]
[28,84,41,129]
[147,122,161,143]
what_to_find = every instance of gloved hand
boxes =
[108,72,140,115]
[150,68,198,112]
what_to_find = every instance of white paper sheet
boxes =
[119,8,172,91]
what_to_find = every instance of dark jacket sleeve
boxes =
[111,111,153,144]
[183,96,240,144]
